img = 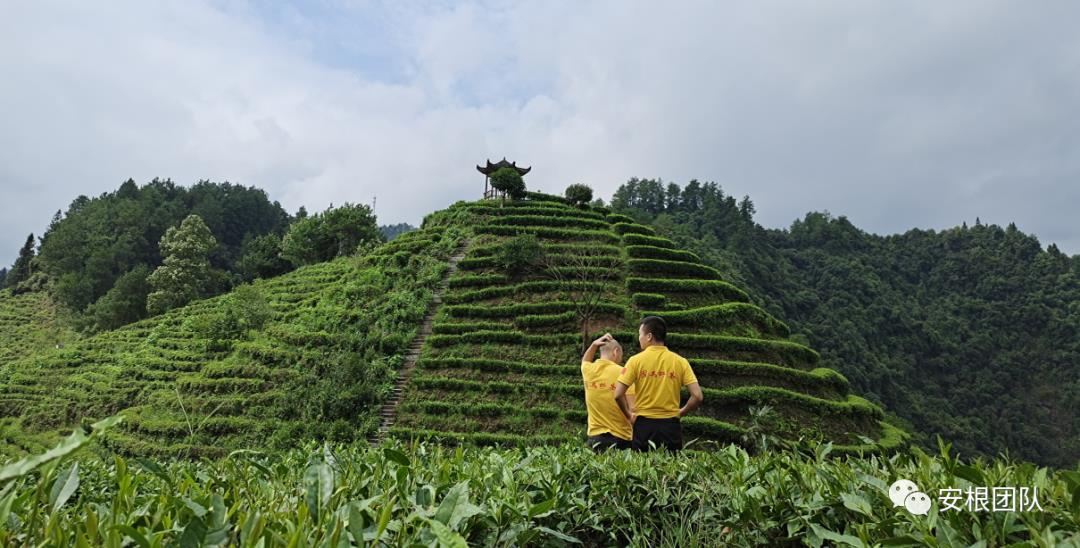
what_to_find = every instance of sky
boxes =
[2,0,1079,266]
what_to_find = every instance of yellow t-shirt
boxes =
[617,345,697,419]
[581,358,636,439]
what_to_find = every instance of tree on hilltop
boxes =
[564,184,593,207]
[4,234,37,290]
[147,215,217,315]
[489,168,526,205]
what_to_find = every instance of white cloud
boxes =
[2,0,1079,267]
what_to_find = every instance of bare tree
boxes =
[539,245,622,352]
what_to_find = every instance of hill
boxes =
[0,196,904,457]
[608,178,1080,466]
[0,226,463,458]
[388,198,907,454]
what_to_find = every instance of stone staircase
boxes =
[368,244,467,444]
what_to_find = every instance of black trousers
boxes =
[587,432,632,452]
[632,416,683,452]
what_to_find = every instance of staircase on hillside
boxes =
[368,244,467,444]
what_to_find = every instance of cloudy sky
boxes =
[2,1,1078,266]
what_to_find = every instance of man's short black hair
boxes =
[640,315,667,343]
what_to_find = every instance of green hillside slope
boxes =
[0,290,78,368]
[0,196,906,457]
[393,199,908,454]
[0,227,463,458]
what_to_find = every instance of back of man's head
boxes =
[600,339,622,362]
[640,316,667,345]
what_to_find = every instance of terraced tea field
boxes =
[0,196,904,458]
[0,290,77,368]
[0,227,464,458]
[389,199,907,454]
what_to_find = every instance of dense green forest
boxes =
[380,222,417,241]
[1,179,385,333]
[609,178,1080,467]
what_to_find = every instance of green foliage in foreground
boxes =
[1,419,1078,547]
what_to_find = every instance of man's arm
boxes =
[614,381,634,422]
[581,333,613,363]
[679,382,703,418]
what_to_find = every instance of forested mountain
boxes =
[33,179,291,313]
[380,223,416,241]
[2,180,384,333]
[609,178,1080,467]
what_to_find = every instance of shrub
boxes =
[627,259,721,279]
[626,277,750,302]
[522,190,569,203]
[494,233,542,275]
[641,303,790,338]
[488,215,611,231]
[468,205,605,220]
[564,184,593,206]
[446,301,624,319]
[625,245,700,262]
[474,225,621,243]
[443,280,609,304]
[622,233,676,248]
[605,213,636,224]
[611,222,655,236]
[448,273,508,288]
[432,322,515,334]
[632,292,666,308]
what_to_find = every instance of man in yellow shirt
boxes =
[615,316,703,452]
[581,333,636,451]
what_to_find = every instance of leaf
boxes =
[383,447,410,467]
[348,501,368,544]
[877,535,921,546]
[304,462,334,522]
[322,443,338,471]
[954,464,985,486]
[434,482,481,530]
[183,498,208,518]
[809,523,865,547]
[528,497,556,518]
[113,525,151,548]
[840,492,873,518]
[857,473,887,492]
[210,493,227,529]
[205,493,230,544]
[177,515,208,548]
[0,483,16,533]
[0,414,122,483]
[427,519,469,548]
[49,461,79,514]
[375,495,394,541]
[536,526,582,544]
[135,458,174,487]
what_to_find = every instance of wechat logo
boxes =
[889,478,931,515]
